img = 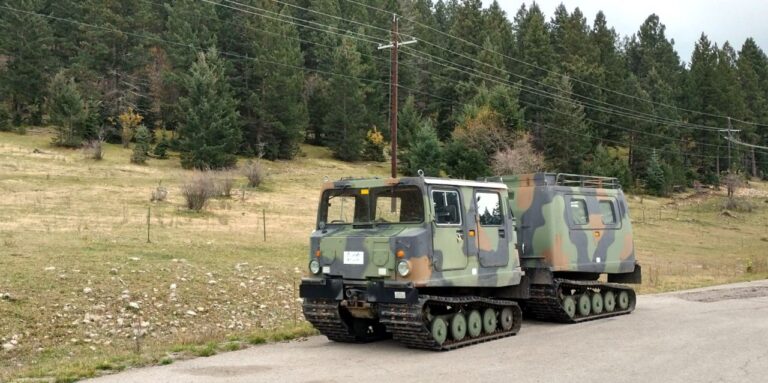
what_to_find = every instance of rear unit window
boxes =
[599,200,617,225]
[570,199,588,225]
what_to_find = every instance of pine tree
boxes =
[540,74,592,173]
[162,0,220,134]
[513,3,556,123]
[0,0,57,125]
[324,36,367,161]
[299,0,342,144]
[398,95,422,150]
[443,140,490,180]
[131,126,150,165]
[48,72,87,147]
[233,2,308,160]
[645,150,667,196]
[403,121,442,177]
[177,49,241,170]
[70,1,154,120]
[738,39,768,177]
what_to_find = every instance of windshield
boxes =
[319,186,424,226]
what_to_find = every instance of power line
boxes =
[212,0,731,149]
[399,41,722,132]
[217,0,725,133]
[339,0,768,129]
[395,47,727,149]
[212,0,385,45]
[0,6,383,89]
[265,0,392,37]
[141,0,393,66]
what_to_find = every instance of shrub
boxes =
[181,172,215,211]
[119,108,143,148]
[452,106,509,159]
[151,183,168,202]
[131,126,150,164]
[153,135,169,159]
[243,160,265,188]
[491,133,544,175]
[361,126,386,162]
[214,172,235,198]
[722,197,754,213]
[83,140,104,160]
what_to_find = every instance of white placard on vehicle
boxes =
[343,251,364,265]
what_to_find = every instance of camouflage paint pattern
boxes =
[308,177,523,289]
[492,173,637,274]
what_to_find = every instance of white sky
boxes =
[489,0,768,64]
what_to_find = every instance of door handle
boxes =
[456,229,464,241]
[499,229,506,238]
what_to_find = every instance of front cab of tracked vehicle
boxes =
[299,176,524,308]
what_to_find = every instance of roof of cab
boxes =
[423,177,507,190]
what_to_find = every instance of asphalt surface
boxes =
[86,280,768,383]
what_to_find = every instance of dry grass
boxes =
[0,128,387,382]
[0,128,766,381]
[627,185,768,294]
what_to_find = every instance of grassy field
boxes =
[1,128,767,382]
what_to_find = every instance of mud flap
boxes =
[607,263,642,284]
[299,278,344,300]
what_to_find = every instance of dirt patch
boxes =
[677,286,768,302]
[180,365,272,377]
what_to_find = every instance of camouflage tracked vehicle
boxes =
[489,173,642,323]
[299,173,641,350]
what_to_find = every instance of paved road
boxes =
[87,280,768,383]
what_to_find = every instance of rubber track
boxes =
[302,298,359,343]
[525,279,636,323]
[379,295,522,351]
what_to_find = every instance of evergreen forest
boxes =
[2,0,768,195]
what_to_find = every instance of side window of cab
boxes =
[432,190,461,225]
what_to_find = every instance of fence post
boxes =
[262,209,267,242]
[146,206,151,244]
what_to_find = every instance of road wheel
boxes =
[562,295,576,318]
[482,308,497,334]
[430,317,448,345]
[450,313,467,341]
[591,292,604,315]
[499,307,515,331]
[578,294,591,317]
[604,291,616,312]
[618,291,630,310]
[467,310,482,338]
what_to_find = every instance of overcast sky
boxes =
[489,0,768,64]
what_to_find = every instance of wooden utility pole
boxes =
[719,118,740,174]
[378,14,416,179]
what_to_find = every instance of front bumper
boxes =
[299,277,419,304]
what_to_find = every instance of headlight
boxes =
[397,260,410,277]
[309,260,321,274]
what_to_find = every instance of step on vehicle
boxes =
[300,172,641,350]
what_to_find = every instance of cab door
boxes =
[474,190,509,267]
[431,189,469,271]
